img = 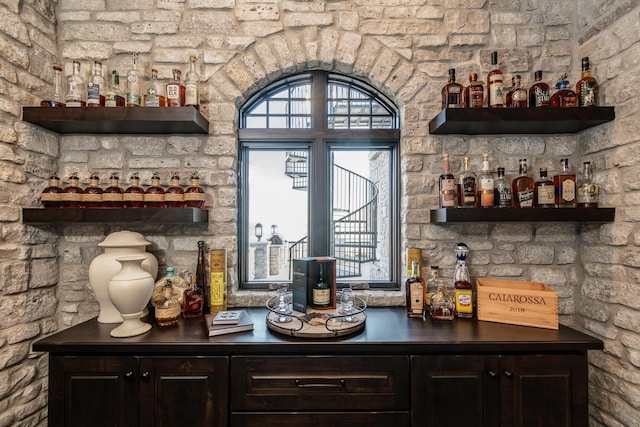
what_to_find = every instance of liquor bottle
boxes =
[184,172,205,208]
[210,249,228,314]
[554,158,576,208]
[66,60,87,107]
[425,265,440,311]
[430,278,454,321]
[576,161,599,208]
[144,172,165,208]
[487,51,504,108]
[534,167,555,208]
[493,167,512,208]
[82,172,103,208]
[453,243,473,319]
[405,260,426,319]
[477,153,494,208]
[40,65,66,107]
[62,172,83,208]
[40,175,64,207]
[529,70,550,107]
[183,273,204,318]
[125,52,142,107]
[105,70,125,107]
[196,241,210,314]
[576,56,598,107]
[511,159,535,208]
[441,68,463,109]
[506,75,527,107]
[154,279,180,327]
[312,263,331,308]
[143,68,167,107]
[185,53,200,110]
[465,72,484,108]
[166,69,185,107]
[457,156,477,208]
[87,61,105,107]
[550,74,577,107]
[164,172,185,207]
[439,153,455,208]
[152,266,188,309]
[123,173,145,208]
[102,172,124,207]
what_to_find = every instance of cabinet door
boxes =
[138,356,228,427]
[49,355,138,427]
[499,354,588,427]
[411,355,500,427]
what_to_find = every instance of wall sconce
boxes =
[255,223,263,241]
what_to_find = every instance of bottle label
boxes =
[488,75,503,107]
[126,93,141,106]
[470,86,484,108]
[440,178,455,207]
[62,192,83,202]
[454,289,473,314]
[537,186,554,205]
[105,93,116,107]
[579,81,597,106]
[87,83,100,105]
[480,178,494,207]
[167,84,179,99]
[184,193,206,201]
[496,185,512,207]
[185,83,198,105]
[313,288,330,306]
[409,282,424,313]
[145,94,159,107]
[517,189,534,207]
[123,193,144,202]
[41,193,62,201]
[144,193,164,202]
[562,179,576,202]
[533,86,550,106]
[164,193,184,202]
[102,193,123,202]
[82,193,102,202]
[65,101,83,107]
[155,305,180,320]
[462,176,476,202]
[577,183,599,204]
[210,272,226,306]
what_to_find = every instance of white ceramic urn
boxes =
[88,231,158,324]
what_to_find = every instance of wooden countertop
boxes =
[33,307,603,356]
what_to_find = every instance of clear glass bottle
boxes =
[512,159,535,208]
[183,273,204,318]
[465,72,484,108]
[62,172,83,208]
[185,53,200,110]
[66,60,87,107]
[405,260,426,319]
[196,241,210,313]
[453,243,473,319]
[487,51,504,108]
[506,75,527,107]
[82,172,103,208]
[144,172,165,208]
[144,68,167,107]
[534,167,555,208]
[41,65,66,107]
[439,153,456,208]
[41,175,64,207]
[123,173,145,208]
[154,279,181,327]
[576,161,599,208]
[550,74,577,107]
[105,70,125,107]
[87,61,105,107]
[430,280,455,321]
[441,68,463,109]
[477,153,494,208]
[125,52,142,107]
[529,70,550,107]
[457,156,477,208]
[312,263,331,308]
[166,69,185,107]
[554,158,576,208]
[425,265,440,311]
[164,172,185,207]
[184,172,205,208]
[102,172,124,207]
[152,267,188,309]
[493,167,512,208]
[577,56,598,107]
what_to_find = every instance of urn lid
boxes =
[99,230,151,248]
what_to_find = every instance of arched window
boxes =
[239,71,400,290]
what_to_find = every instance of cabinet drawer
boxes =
[231,411,410,427]
[231,355,409,411]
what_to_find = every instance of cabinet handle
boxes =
[503,370,513,377]
[141,371,150,380]
[124,371,134,380]
[295,379,346,388]
[488,370,497,377]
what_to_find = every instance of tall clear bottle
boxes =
[41,65,66,107]
[144,68,167,107]
[512,159,535,208]
[457,156,477,208]
[576,161,599,208]
[105,70,125,107]
[87,61,105,107]
[453,243,473,319]
[125,52,142,107]
[439,153,455,208]
[185,53,200,110]
[477,153,494,208]
[487,51,504,108]
[576,57,598,107]
[66,60,87,107]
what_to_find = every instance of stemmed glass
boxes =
[339,287,357,323]
[274,284,292,323]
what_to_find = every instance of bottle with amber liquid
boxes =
[477,153,494,208]
[312,263,331,309]
[102,172,124,207]
[439,153,455,208]
[457,156,477,208]
[534,167,555,208]
[512,159,535,208]
[41,65,66,107]
[506,75,527,107]
[453,243,473,319]
[576,161,599,208]
[554,158,576,208]
[144,172,165,208]
[62,172,83,208]
[464,73,484,108]
[66,60,87,107]
[105,70,125,107]
[405,260,426,319]
[144,69,167,107]
[154,279,181,327]
[166,69,185,107]
[441,68,463,109]
[123,173,145,208]
[164,172,185,207]
[83,172,103,208]
[550,74,577,107]
[529,70,550,107]
[184,172,206,208]
[185,53,200,110]
[41,175,64,207]
[487,51,504,108]
[576,56,598,107]
[183,273,204,318]
[196,241,210,314]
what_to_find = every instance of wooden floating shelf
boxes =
[428,107,615,135]
[430,207,615,224]
[22,106,209,134]
[22,207,209,224]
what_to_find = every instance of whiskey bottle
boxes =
[40,65,66,107]
[185,53,200,110]
[209,249,228,314]
[105,70,125,107]
[550,74,577,107]
[62,172,83,208]
[184,172,206,208]
[425,265,440,311]
[143,68,167,107]
[164,172,185,207]
[405,260,426,319]
[477,153,494,208]
[554,158,576,208]
[441,68,463,109]
[465,72,484,108]
[576,56,599,107]
[453,243,473,319]
[87,61,105,107]
[154,279,180,327]
[457,156,477,208]
[506,75,527,107]
[40,175,64,207]
[144,172,165,208]
[125,52,142,107]
[166,69,185,107]
[487,51,504,108]
[183,273,204,318]
[123,173,145,208]
[529,70,550,107]
[152,266,188,309]
[576,161,599,208]
[512,159,535,208]
[493,167,512,208]
[534,167,555,208]
[312,263,331,308]
[430,279,454,321]
[102,172,124,207]
[66,60,87,107]
[439,153,456,208]
[82,172,103,208]
[196,241,210,314]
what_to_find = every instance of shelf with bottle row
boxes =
[22,106,208,134]
[21,207,208,224]
[429,207,615,224]
[428,106,615,135]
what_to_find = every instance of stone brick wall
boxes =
[0,0,638,425]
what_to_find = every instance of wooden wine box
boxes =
[476,277,559,330]
[291,257,337,312]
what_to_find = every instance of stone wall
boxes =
[0,0,638,425]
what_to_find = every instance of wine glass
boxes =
[339,287,357,323]
[274,285,292,323]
